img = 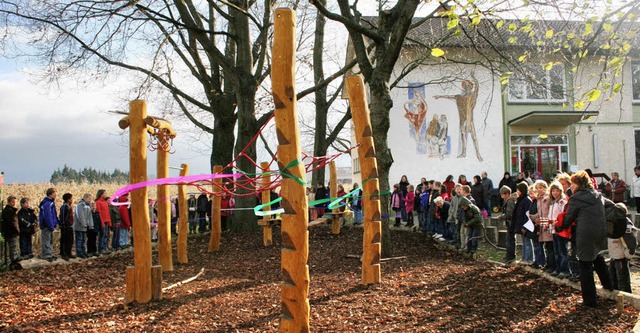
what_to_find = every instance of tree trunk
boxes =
[210,108,236,173]
[311,0,328,188]
[233,83,259,232]
[368,77,394,258]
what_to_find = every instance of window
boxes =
[632,62,640,102]
[353,158,361,174]
[508,64,566,103]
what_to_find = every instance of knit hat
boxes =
[516,182,529,195]
[499,185,512,195]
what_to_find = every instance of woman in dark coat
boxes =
[470,175,485,211]
[498,172,516,193]
[557,170,613,307]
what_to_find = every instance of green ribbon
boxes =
[280,159,306,186]
[254,197,284,217]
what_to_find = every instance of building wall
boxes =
[349,51,640,186]
[384,61,505,186]
[572,59,637,182]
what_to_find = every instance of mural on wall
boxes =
[434,73,484,162]
[403,84,429,153]
[404,83,451,158]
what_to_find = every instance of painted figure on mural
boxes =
[436,114,448,159]
[426,114,439,155]
[434,73,483,162]
[403,85,428,153]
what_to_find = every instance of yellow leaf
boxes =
[431,48,445,57]
[518,55,527,62]
[613,83,623,94]
[497,20,504,29]
[545,30,554,39]
[447,18,459,30]
[609,57,622,67]
[587,89,601,101]
[574,101,585,110]
[543,62,554,71]
[471,16,481,26]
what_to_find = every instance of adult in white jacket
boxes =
[631,166,640,214]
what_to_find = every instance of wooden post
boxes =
[151,265,163,300]
[208,165,223,252]
[329,161,341,234]
[157,130,173,272]
[128,100,153,302]
[617,294,625,313]
[272,8,310,333]
[124,266,136,305]
[177,163,190,264]
[261,162,274,246]
[347,76,382,285]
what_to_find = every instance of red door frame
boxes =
[519,146,560,174]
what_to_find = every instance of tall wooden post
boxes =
[208,165,223,252]
[272,8,310,332]
[347,76,382,285]
[128,100,153,302]
[260,162,274,246]
[157,130,173,272]
[177,163,189,264]
[329,161,341,234]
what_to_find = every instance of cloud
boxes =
[0,70,212,183]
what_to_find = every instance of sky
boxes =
[0,63,214,184]
[0,2,396,184]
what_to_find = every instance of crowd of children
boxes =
[388,171,637,303]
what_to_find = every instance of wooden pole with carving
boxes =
[347,76,382,285]
[260,162,274,246]
[121,100,153,303]
[156,130,173,272]
[208,165,222,252]
[272,8,310,332]
[177,163,189,264]
[329,161,341,234]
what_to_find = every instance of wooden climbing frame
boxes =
[272,8,310,332]
[347,76,383,285]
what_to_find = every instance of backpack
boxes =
[603,198,627,239]
[621,218,638,259]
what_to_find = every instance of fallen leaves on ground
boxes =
[0,227,635,332]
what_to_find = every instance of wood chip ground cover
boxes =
[0,227,636,332]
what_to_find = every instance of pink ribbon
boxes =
[110,173,243,206]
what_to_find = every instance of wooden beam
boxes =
[118,116,130,129]
[145,116,177,137]
[329,161,341,234]
[347,76,382,285]
[261,162,273,246]
[128,100,153,303]
[272,8,310,333]
[157,130,173,272]
[177,163,190,264]
[208,165,222,252]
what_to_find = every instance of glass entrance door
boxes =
[520,146,560,181]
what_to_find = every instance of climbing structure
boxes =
[272,8,310,332]
[347,76,383,285]
[118,100,162,303]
